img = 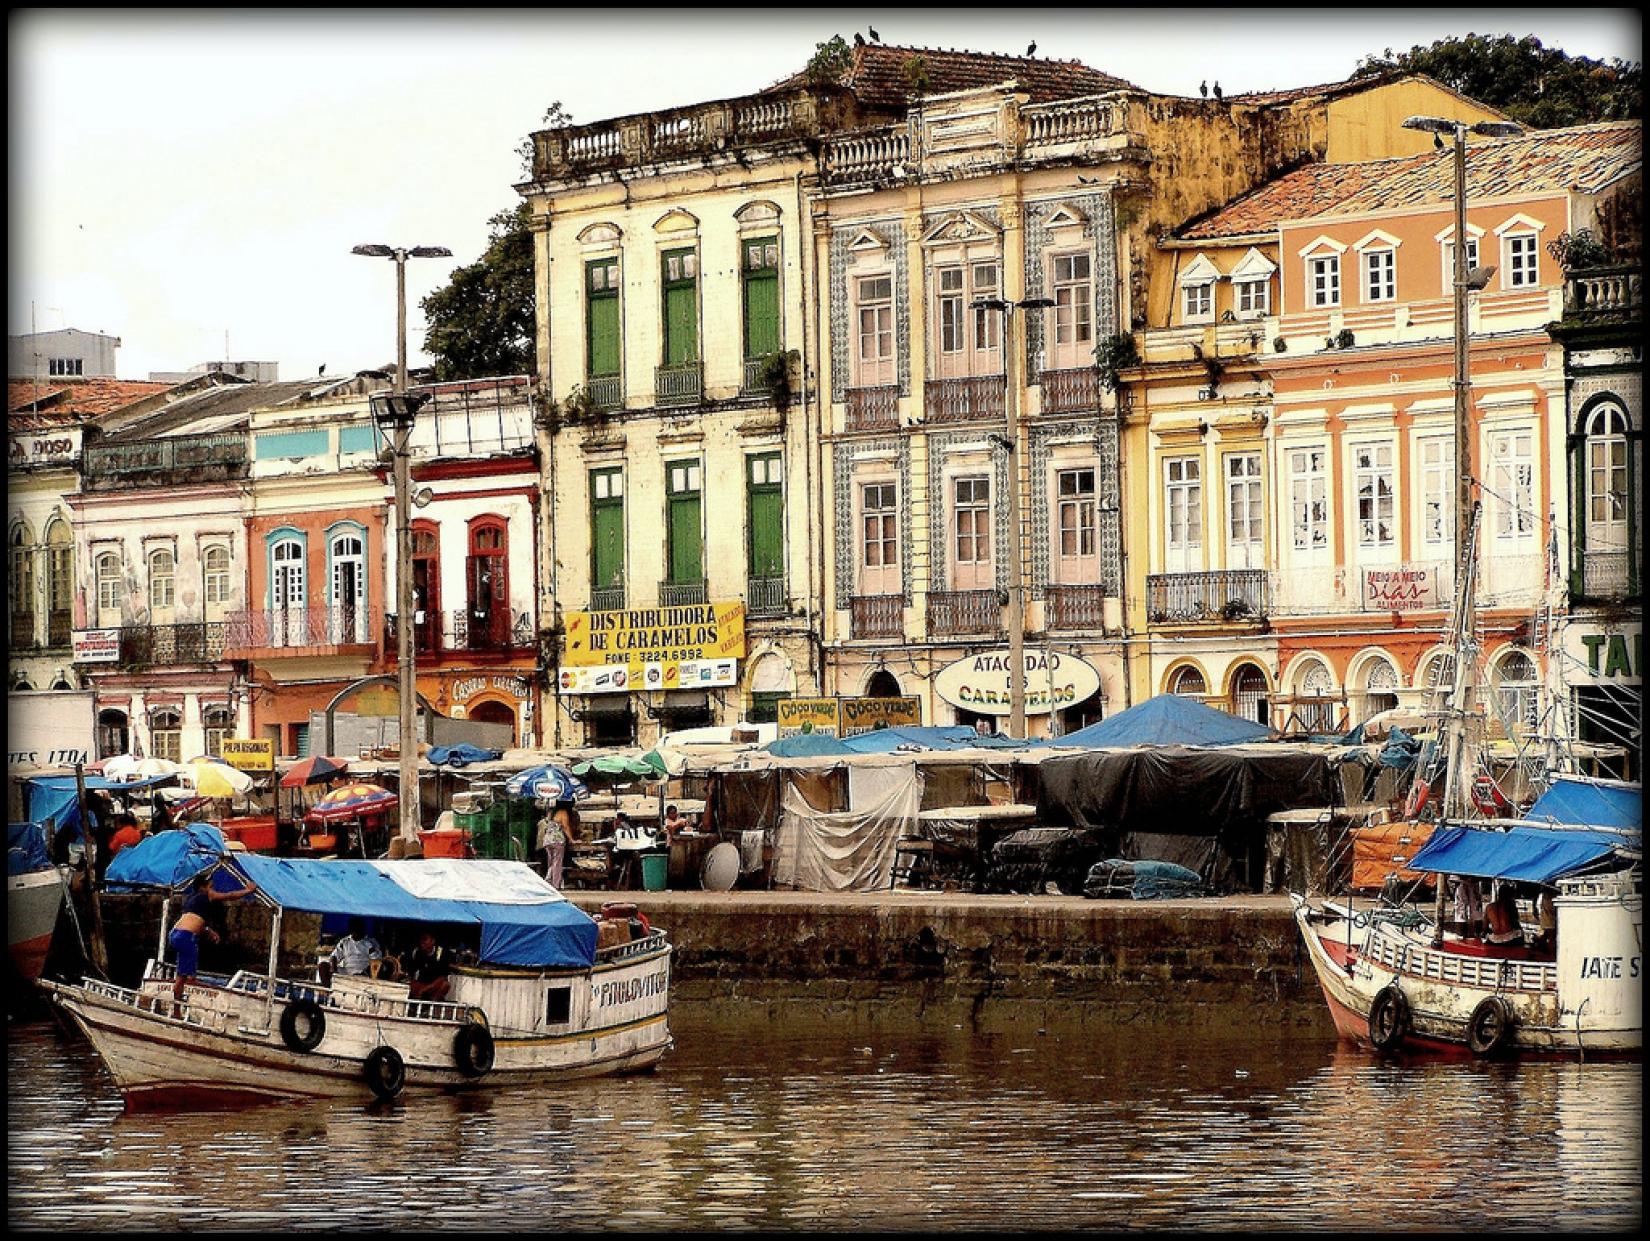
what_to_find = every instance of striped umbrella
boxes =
[279,755,351,789]
[504,764,588,803]
[307,782,398,821]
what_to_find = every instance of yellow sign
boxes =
[563,602,747,684]
[220,738,274,772]
[777,698,841,737]
[839,696,921,736]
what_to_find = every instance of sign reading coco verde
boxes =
[562,603,746,692]
[934,650,1101,717]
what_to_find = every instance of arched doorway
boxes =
[98,708,129,758]
[1167,664,1207,697]
[1229,663,1269,725]
[467,699,518,746]
[1358,656,1400,721]
[866,669,901,698]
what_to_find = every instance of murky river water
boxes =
[7,1011,1640,1231]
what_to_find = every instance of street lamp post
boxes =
[353,243,451,844]
[975,295,1054,739]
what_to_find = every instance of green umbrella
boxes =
[571,754,661,779]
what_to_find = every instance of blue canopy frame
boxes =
[1406,823,1635,886]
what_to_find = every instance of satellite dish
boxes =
[701,842,740,892]
[413,487,435,509]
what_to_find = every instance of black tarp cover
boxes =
[1034,745,1339,890]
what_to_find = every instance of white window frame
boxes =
[1055,466,1099,583]
[148,548,175,610]
[203,544,231,605]
[859,480,899,593]
[1362,247,1397,302]
[1584,403,1630,553]
[1488,428,1536,540]
[1503,232,1540,289]
[951,474,994,588]
[1049,251,1094,369]
[1308,255,1340,308]
[95,551,122,613]
[1225,453,1263,568]
[1182,281,1214,324]
[1419,436,1455,549]
[1288,447,1328,552]
[854,272,895,387]
[1353,442,1395,548]
[1163,456,1203,570]
[1234,279,1270,318]
[1441,237,1480,291]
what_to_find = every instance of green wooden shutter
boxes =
[587,261,620,379]
[743,237,779,360]
[667,460,702,583]
[590,469,624,589]
[747,453,783,577]
[662,249,698,364]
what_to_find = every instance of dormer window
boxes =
[1228,247,1276,321]
[1309,255,1340,308]
[1363,249,1396,302]
[1178,253,1221,325]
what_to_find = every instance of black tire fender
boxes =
[279,998,326,1053]
[1367,983,1411,1053]
[454,1022,496,1078]
[1467,995,1515,1057]
[364,1045,406,1100]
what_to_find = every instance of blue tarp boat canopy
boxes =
[1524,776,1641,832]
[106,824,597,969]
[8,823,52,876]
[25,774,180,841]
[1406,824,1633,885]
[1056,694,1275,749]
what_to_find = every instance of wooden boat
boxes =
[8,823,65,983]
[39,825,672,1107]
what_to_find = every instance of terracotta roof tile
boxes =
[7,378,177,429]
[1179,121,1642,240]
[773,43,1135,107]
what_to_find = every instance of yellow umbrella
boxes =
[188,757,254,799]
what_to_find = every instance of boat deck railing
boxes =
[1367,927,1558,994]
[596,930,669,963]
[137,963,474,1026]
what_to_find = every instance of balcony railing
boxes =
[1046,584,1108,632]
[845,385,900,432]
[659,579,708,607]
[850,595,904,640]
[1578,551,1635,600]
[1146,570,1269,624]
[927,589,1001,638]
[741,357,769,396]
[82,432,249,491]
[656,361,703,407]
[385,610,534,655]
[585,374,623,412]
[590,585,626,613]
[925,376,1005,424]
[1040,367,1100,415]
[225,605,378,653]
[1564,267,1642,319]
[11,615,37,651]
[1022,95,1127,149]
[822,125,909,184]
[47,611,72,649]
[115,622,228,666]
[747,575,786,617]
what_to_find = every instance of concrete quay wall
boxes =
[570,892,1331,1034]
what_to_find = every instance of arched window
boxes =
[1493,649,1540,735]
[45,518,72,647]
[97,708,129,758]
[467,518,509,650]
[1287,657,1336,734]
[1230,663,1269,725]
[9,523,36,647]
[866,669,902,698]
[203,545,231,606]
[1580,401,1635,597]
[467,699,518,746]
[270,536,306,645]
[95,551,123,617]
[203,705,234,757]
[1417,650,1458,711]
[411,521,441,652]
[1168,665,1207,697]
[1360,657,1399,719]
[328,526,367,643]
[148,548,175,610]
[150,708,182,762]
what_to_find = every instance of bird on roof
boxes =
[1026,40,1037,56]
[854,32,865,47]
[318,364,327,376]
[1212,81,1223,102]
[1200,80,1208,98]
[1434,132,1445,151]
[869,25,880,42]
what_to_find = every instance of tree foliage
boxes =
[1356,33,1641,128]
[516,101,574,180]
[420,203,536,381]
[805,35,853,87]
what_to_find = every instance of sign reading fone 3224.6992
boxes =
[561,602,746,694]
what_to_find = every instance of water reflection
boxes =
[7,1014,1639,1231]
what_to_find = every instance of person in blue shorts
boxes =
[170,872,258,1005]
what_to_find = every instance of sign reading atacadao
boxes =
[563,602,746,685]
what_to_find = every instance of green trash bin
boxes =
[640,851,668,892]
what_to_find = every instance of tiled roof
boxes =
[7,377,178,430]
[99,375,361,441]
[772,43,1136,107]
[1226,70,1406,107]
[1179,121,1642,240]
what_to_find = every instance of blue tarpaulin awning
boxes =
[1525,776,1641,832]
[25,774,180,841]
[106,825,597,969]
[838,725,1030,753]
[1405,824,1632,885]
[8,823,52,876]
[1056,694,1275,749]
[764,734,854,758]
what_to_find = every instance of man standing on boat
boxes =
[170,872,258,1006]
[330,918,384,978]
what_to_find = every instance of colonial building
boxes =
[1134,121,1641,737]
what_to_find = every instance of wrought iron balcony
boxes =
[11,614,38,651]
[747,575,786,617]
[656,360,703,407]
[1146,570,1269,624]
[659,579,708,607]
[384,610,534,655]
[82,432,249,491]
[927,589,1001,638]
[925,376,1005,424]
[1040,366,1101,415]
[590,585,626,613]
[585,374,623,413]
[742,357,769,396]
[845,385,900,432]
[114,622,228,666]
[225,605,378,654]
[850,594,904,640]
[1576,551,1636,601]
[1045,583,1108,632]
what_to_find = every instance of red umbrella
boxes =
[306,782,397,821]
[280,755,352,788]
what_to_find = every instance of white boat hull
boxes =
[8,868,65,982]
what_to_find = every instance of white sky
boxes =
[9,9,1641,381]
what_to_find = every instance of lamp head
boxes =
[408,246,453,259]
[1020,297,1055,311]
[369,391,431,431]
[352,244,395,258]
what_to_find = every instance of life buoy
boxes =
[635,910,652,935]
[1467,996,1515,1057]
[453,1023,495,1077]
[1367,984,1411,1053]
[364,1046,406,1100]
[1405,778,1431,819]
[279,998,326,1053]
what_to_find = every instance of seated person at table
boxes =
[1483,882,1524,947]
[405,930,451,1002]
[330,918,384,978]
[663,805,687,841]
[613,811,640,841]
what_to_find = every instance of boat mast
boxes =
[1431,504,1483,937]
